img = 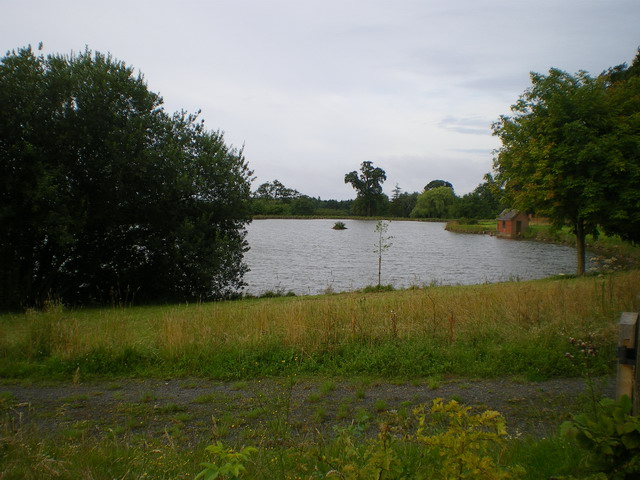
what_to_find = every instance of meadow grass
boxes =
[0,270,638,380]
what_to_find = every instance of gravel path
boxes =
[1,375,614,446]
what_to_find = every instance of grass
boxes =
[0,374,612,479]
[2,261,637,478]
[0,269,638,381]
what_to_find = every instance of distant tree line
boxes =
[251,166,503,220]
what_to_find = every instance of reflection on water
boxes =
[242,219,592,296]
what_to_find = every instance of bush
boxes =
[561,395,640,478]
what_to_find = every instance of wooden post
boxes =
[616,312,639,414]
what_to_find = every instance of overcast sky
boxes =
[3,1,639,199]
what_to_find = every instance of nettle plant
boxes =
[414,399,523,480]
[323,398,523,479]
[561,395,640,479]
[196,442,257,480]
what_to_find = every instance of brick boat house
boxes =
[496,209,529,238]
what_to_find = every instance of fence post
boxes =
[616,312,639,415]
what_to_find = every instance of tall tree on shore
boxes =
[0,46,253,309]
[492,54,640,275]
[344,161,388,216]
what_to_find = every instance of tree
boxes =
[0,46,253,309]
[424,179,453,191]
[374,220,393,288]
[492,61,640,274]
[252,179,300,201]
[344,161,388,216]
[452,175,503,220]
[410,186,456,219]
[389,184,419,218]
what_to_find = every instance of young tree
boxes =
[344,161,388,216]
[0,46,253,309]
[492,62,640,274]
[374,220,393,288]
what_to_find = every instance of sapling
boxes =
[374,220,393,288]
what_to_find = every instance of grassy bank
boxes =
[447,219,640,265]
[2,271,637,478]
[1,270,637,381]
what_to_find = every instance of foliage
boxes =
[410,186,456,219]
[345,161,388,216]
[453,176,504,220]
[0,45,252,309]
[323,399,522,479]
[561,395,640,479]
[389,184,419,218]
[196,442,258,480]
[252,179,300,201]
[325,424,404,479]
[333,221,347,230]
[492,55,640,274]
[413,399,523,479]
[425,179,453,191]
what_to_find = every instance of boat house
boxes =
[496,209,528,238]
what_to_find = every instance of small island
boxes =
[332,221,347,230]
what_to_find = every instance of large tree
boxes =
[453,175,503,220]
[410,186,456,219]
[492,59,640,274]
[344,161,388,216]
[0,46,253,309]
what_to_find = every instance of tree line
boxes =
[251,168,503,220]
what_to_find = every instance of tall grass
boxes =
[1,270,638,379]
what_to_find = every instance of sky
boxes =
[3,1,639,200]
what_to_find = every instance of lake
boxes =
[242,219,593,296]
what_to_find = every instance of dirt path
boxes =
[1,375,614,446]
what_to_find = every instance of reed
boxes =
[1,270,638,379]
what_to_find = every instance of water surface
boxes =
[243,219,592,295]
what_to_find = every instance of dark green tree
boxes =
[492,61,640,274]
[389,184,418,218]
[0,46,253,309]
[344,161,388,216]
[424,179,453,191]
[453,176,503,220]
[250,179,302,215]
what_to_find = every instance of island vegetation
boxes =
[1,44,640,479]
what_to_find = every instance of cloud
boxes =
[438,116,492,136]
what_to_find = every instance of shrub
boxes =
[561,395,640,479]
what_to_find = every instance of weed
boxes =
[313,406,328,422]
[139,391,157,403]
[173,412,192,422]
[427,376,442,390]
[196,442,257,480]
[307,392,322,403]
[337,401,352,421]
[374,399,388,412]
[156,403,186,414]
[193,393,221,404]
[320,380,337,395]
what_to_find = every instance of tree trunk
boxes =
[575,219,586,275]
